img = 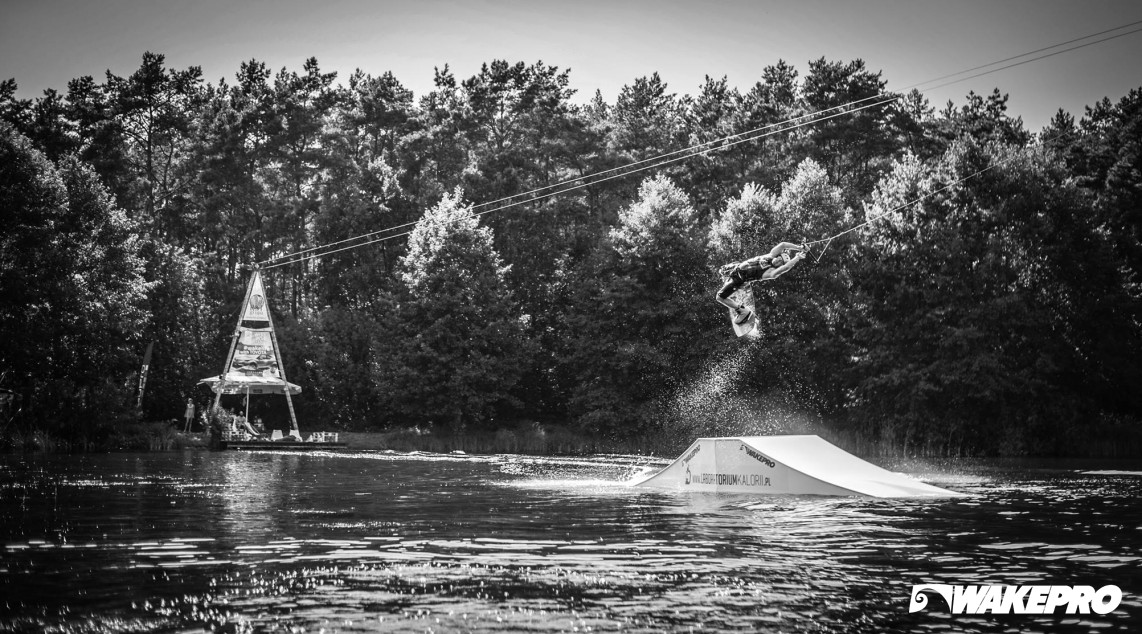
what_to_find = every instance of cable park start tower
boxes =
[199,268,305,442]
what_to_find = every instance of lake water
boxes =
[1,449,1139,633]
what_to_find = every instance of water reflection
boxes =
[217,453,299,542]
[1,450,1139,632]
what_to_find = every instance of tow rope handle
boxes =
[802,237,833,263]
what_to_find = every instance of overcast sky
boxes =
[3,0,1141,130]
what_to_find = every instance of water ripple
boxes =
[1,452,1139,633]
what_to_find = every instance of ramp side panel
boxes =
[628,439,699,488]
[711,438,866,495]
[634,438,859,496]
[634,436,963,497]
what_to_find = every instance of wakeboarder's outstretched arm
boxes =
[715,241,809,316]
[762,245,808,279]
[766,242,805,259]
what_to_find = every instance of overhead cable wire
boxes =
[799,22,1142,260]
[259,94,899,267]
[804,159,1017,261]
[803,124,1080,265]
[259,20,1142,270]
[262,22,1142,268]
[897,18,1142,94]
[261,95,901,270]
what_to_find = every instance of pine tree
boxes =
[376,190,530,431]
[0,124,148,440]
[561,175,716,435]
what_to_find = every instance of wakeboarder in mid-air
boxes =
[716,242,808,336]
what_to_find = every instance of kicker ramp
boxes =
[631,435,963,497]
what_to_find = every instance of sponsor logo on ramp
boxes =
[739,442,775,467]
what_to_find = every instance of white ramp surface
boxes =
[631,435,963,498]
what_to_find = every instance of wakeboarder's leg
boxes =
[716,279,751,322]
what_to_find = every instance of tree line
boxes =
[1,53,1139,455]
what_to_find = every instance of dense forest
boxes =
[1,53,1140,456]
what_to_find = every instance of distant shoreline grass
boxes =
[336,425,675,457]
[4,418,1141,459]
[0,420,676,456]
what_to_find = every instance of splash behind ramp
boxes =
[631,435,963,498]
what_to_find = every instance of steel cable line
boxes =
[262,23,1142,268]
[259,94,898,268]
[457,18,1142,220]
[261,95,901,270]
[800,22,1142,261]
[897,18,1142,95]
[803,156,1027,264]
[801,121,1086,265]
[262,19,1142,268]
[259,20,1142,270]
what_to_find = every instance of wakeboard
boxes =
[730,307,758,337]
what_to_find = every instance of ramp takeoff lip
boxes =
[630,435,964,498]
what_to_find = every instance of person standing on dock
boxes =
[183,398,195,432]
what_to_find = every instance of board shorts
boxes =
[717,267,766,300]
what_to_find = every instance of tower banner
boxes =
[240,271,271,324]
